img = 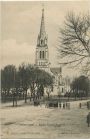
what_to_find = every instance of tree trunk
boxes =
[74,96,76,101]
[4,89,7,102]
[13,93,15,107]
[15,88,18,107]
[48,93,50,99]
[25,90,27,103]
[86,91,88,99]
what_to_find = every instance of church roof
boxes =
[50,67,62,74]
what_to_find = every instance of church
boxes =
[35,8,67,96]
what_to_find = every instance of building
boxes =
[35,8,68,96]
[35,8,50,73]
[50,67,65,96]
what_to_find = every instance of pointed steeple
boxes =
[37,8,48,47]
[35,8,49,72]
[40,8,46,39]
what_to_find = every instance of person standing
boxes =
[66,102,67,109]
[63,103,65,109]
[59,103,61,109]
[87,112,90,127]
[79,103,82,108]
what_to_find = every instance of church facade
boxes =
[35,8,67,96]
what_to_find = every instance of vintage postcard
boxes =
[1,1,90,139]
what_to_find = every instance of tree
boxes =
[71,75,90,99]
[13,71,21,106]
[34,68,53,87]
[1,65,16,93]
[1,63,53,103]
[1,65,17,102]
[58,12,90,75]
[18,63,31,103]
[18,63,53,102]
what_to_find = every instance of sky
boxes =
[1,1,90,77]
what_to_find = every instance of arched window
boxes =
[40,51,42,59]
[45,39,47,45]
[42,51,44,59]
[62,88,63,93]
[41,40,43,45]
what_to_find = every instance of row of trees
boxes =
[70,75,90,99]
[1,63,53,103]
[1,63,90,104]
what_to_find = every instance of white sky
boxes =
[1,1,90,77]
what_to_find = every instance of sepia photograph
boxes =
[1,1,90,139]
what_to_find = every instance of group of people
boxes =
[79,101,90,109]
[59,102,70,109]
[45,102,70,109]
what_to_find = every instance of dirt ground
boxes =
[0,100,90,139]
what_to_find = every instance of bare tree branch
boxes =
[58,12,90,75]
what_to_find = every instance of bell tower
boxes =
[35,8,50,72]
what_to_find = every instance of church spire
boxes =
[37,8,48,47]
[40,8,46,39]
[35,8,49,72]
